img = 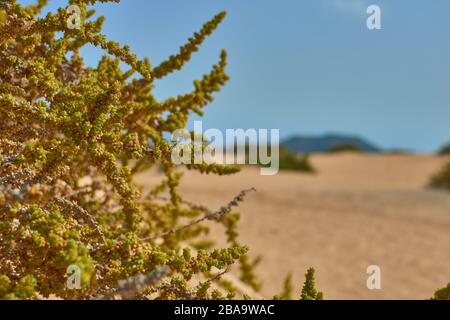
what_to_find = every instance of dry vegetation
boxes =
[0,0,448,301]
[0,0,263,299]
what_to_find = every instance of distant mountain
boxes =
[282,134,381,153]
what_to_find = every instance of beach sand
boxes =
[135,154,450,299]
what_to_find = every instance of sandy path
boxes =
[135,154,450,299]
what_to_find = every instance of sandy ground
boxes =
[135,154,450,300]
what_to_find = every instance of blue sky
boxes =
[19,0,450,152]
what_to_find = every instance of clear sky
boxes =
[19,0,450,152]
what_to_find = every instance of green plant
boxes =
[437,143,450,156]
[0,0,320,300]
[0,0,256,300]
[232,144,315,173]
[278,146,315,173]
[300,268,323,300]
[429,162,450,191]
[431,283,450,300]
[273,273,293,300]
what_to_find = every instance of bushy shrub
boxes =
[0,0,262,300]
[329,143,361,153]
[437,144,450,156]
[431,283,450,300]
[278,147,315,173]
[429,162,450,191]
[0,0,323,300]
[233,144,315,173]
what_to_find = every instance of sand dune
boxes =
[135,154,450,300]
